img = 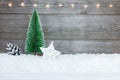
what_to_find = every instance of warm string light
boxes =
[71,4,75,8]
[8,2,12,7]
[109,4,113,8]
[96,3,100,8]
[33,3,37,7]
[46,4,50,8]
[20,2,25,7]
[59,3,63,7]
[84,5,88,8]
[1,1,117,9]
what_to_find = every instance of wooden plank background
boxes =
[0,0,120,53]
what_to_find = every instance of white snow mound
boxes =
[0,53,120,73]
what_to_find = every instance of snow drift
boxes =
[0,53,120,73]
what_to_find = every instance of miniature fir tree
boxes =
[25,9,45,55]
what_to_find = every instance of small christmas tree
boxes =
[25,9,45,55]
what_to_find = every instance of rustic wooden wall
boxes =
[0,0,120,53]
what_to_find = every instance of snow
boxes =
[0,53,120,80]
